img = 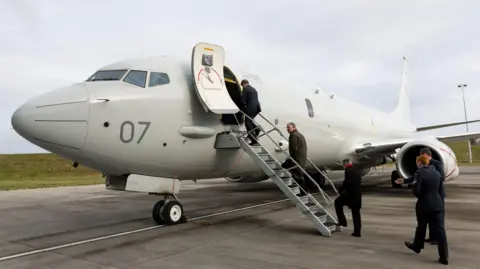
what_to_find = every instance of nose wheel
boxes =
[152,196,187,225]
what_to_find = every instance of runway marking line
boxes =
[0,198,291,263]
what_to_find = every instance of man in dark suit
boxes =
[396,147,444,244]
[240,79,262,145]
[404,155,449,265]
[281,122,309,195]
[334,159,362,237]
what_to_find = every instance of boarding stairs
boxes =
[234,113,342,236]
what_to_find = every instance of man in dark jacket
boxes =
[240,79,262,145]
[281,122,309,195]
[404,155,449,265]
[396,147,444,244]
[334,159,362,237]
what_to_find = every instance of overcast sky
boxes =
[1,0,480,154]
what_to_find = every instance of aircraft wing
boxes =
[436,131,480,143]
[353,131,480,159]
[416,119,480,131]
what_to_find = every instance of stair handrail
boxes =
[229,112,337,202]
[242,112,340,197]
[235,112,336,206]
[241,133,332,207]
[255,113,340,196]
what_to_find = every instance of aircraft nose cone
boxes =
[11,104,32,139]
[11,84,90,153]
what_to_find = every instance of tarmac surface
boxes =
[0,166,479,268]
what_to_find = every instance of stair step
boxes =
[303,201,324,214]
[265,161,281,169]
[288,184,300,195]
[270,175,292,185]
[325,222,338,232]
[273,169,290,178]
[297,194,309,204]
[314,211,327,223]
[281,177,293,186]
[258,154,272,162]
[250,146,266,154]
[309,204,324,214]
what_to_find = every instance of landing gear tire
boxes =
[152,199,187,226]
[162,200,184,225]
[152,200,165,225]
[391,170,402,188]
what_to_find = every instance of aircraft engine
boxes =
[357,167,371,177]
[225,174,269,183]
[395,140,459,182]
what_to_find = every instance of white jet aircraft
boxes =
[11,42,480,234]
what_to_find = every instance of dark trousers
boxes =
[245,112,259,143]
[281,160,309,195]
[416,210,437,243]
[412,210,448,260]
[335,194,361,235]
[306,172,326,190]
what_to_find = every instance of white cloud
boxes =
[2,0,480,153]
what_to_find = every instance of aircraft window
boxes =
[149,72,170,87]
[123,70,147,88]
[86,70,128,81]
[305,98,314,118]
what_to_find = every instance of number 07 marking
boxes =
[120,121,151,143]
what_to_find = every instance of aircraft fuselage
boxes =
[12,56,422,181]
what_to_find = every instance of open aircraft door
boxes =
[192,42,240,114]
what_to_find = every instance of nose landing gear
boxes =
[152,195,187,225]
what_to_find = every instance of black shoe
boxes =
[351,233,361,237]
[249,141,259,146]
[438,258,448,265]
[404,241,421,254]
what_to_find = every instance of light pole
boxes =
[458,84,472,164]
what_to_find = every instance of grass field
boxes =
[1,141,479,190]
[0,154,102,190]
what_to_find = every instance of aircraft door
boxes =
[191,42,240,114]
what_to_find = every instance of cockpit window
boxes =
[86,70,128,81]
[123,70,147,88]
[149,72,170,87]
